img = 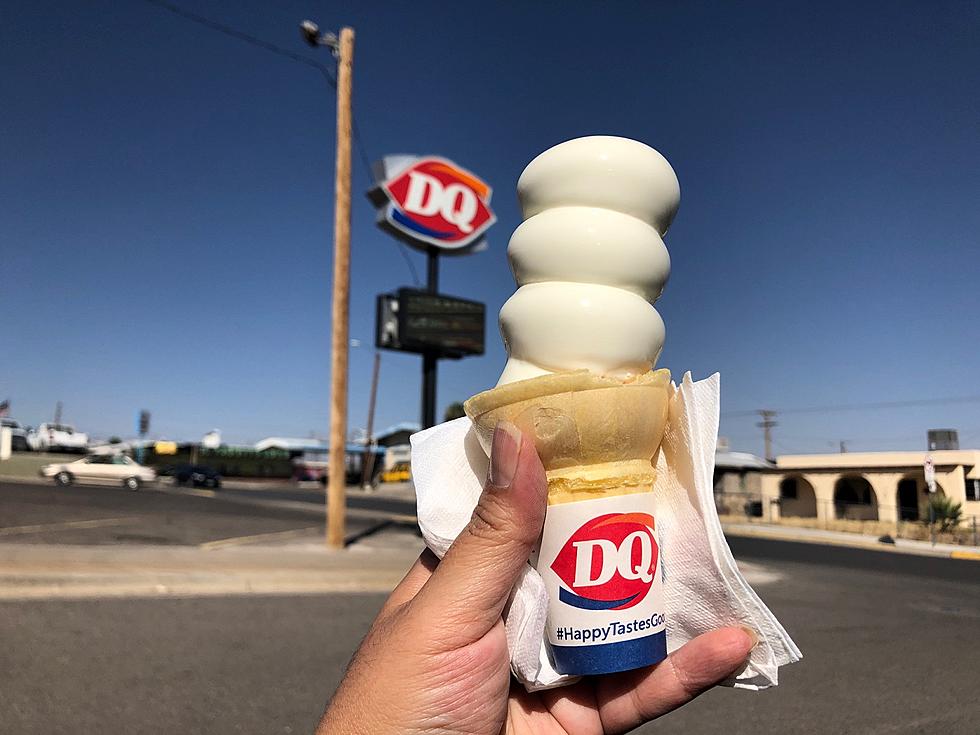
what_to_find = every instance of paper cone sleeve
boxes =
[464,369,671,504]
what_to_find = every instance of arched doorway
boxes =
[897,476,946,522]
[834,475,878,520]
[898,478,919,520]
[779,476,817,518]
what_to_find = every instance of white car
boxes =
[29,423,90,453]
[41,454,156,490]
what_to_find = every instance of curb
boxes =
[949,550,980,561]
[157,485,417,524]
[722,524,980,561]
[0,567,411,601]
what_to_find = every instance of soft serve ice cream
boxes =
[465,136,679,677]
[498,136,680,385]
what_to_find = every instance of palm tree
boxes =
[926,495,962,533]
[443,402,466,422]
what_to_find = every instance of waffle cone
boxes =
[464,369,671,505]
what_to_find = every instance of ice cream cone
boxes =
[464,368,671,504]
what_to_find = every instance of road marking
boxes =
[0,517,132,537]
[735,560,783,585]
[199,526,322,550]
[163,487,218,499]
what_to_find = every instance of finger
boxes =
[410,421,547,647]
[595,627,757,733]
[378,549,439,620]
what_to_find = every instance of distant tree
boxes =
[443,402,466,422]
[108,436,122,444]
[926,495,962,533]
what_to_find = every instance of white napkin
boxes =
[411,372,801,692]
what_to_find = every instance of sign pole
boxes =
[924,454,936,546]
[367,154,494,425]
[421,247,439,428]
[326,27,354,550]
[360,351,381,489]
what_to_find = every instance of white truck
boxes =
[28,423,89,453]
[0,418,30,452]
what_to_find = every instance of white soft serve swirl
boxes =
[497,136,680,386]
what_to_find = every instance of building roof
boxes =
[375,422,421,440]
[715,451,774,470]
[254,437,383,454]
[775,449,980,471]
[254,437,327,452]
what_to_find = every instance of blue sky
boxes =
[2,1,979,454]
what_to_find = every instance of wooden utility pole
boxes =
[757,409,777,462]
[360,351,381,489]
[326,27,355,549]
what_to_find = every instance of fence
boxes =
[716,494,980,546]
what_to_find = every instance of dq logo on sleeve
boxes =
[550,513,659,611]
[380,157,495,249]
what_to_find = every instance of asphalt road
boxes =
[223,486,418,516]
[0,480,414,546]
[2,537,977,734]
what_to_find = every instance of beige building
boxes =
[761,450,980,524]
[713,450,771,515]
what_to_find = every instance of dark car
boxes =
[164,464,222,489]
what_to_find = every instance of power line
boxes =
[141,0,337,86]
[140,0,421,287]
[351,116,373,181]
[352,116,421,286]
[722,394,980,418]
[389,237,422,287]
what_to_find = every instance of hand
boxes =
[318,422,756,734]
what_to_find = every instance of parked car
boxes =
[41,454,156,490]
[28,423,89,453]
[160,464,222,489]
[0,418,30,452]
[380,462,411,483]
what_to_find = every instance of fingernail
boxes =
[489,421,522,489]
[739,626,760,651]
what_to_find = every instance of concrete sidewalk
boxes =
[0,526,425,600]
[722,521,980,561]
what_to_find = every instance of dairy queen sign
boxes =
[368,155,495,253]
[368,154,495,428]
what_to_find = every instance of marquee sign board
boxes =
[376,288,485,359]
[367,155,495,254]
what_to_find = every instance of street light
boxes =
[299,20,338,53]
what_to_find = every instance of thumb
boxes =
[412,421,547,647]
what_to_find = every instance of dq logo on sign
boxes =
[380,157,496,250]
[551,513,659,611]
